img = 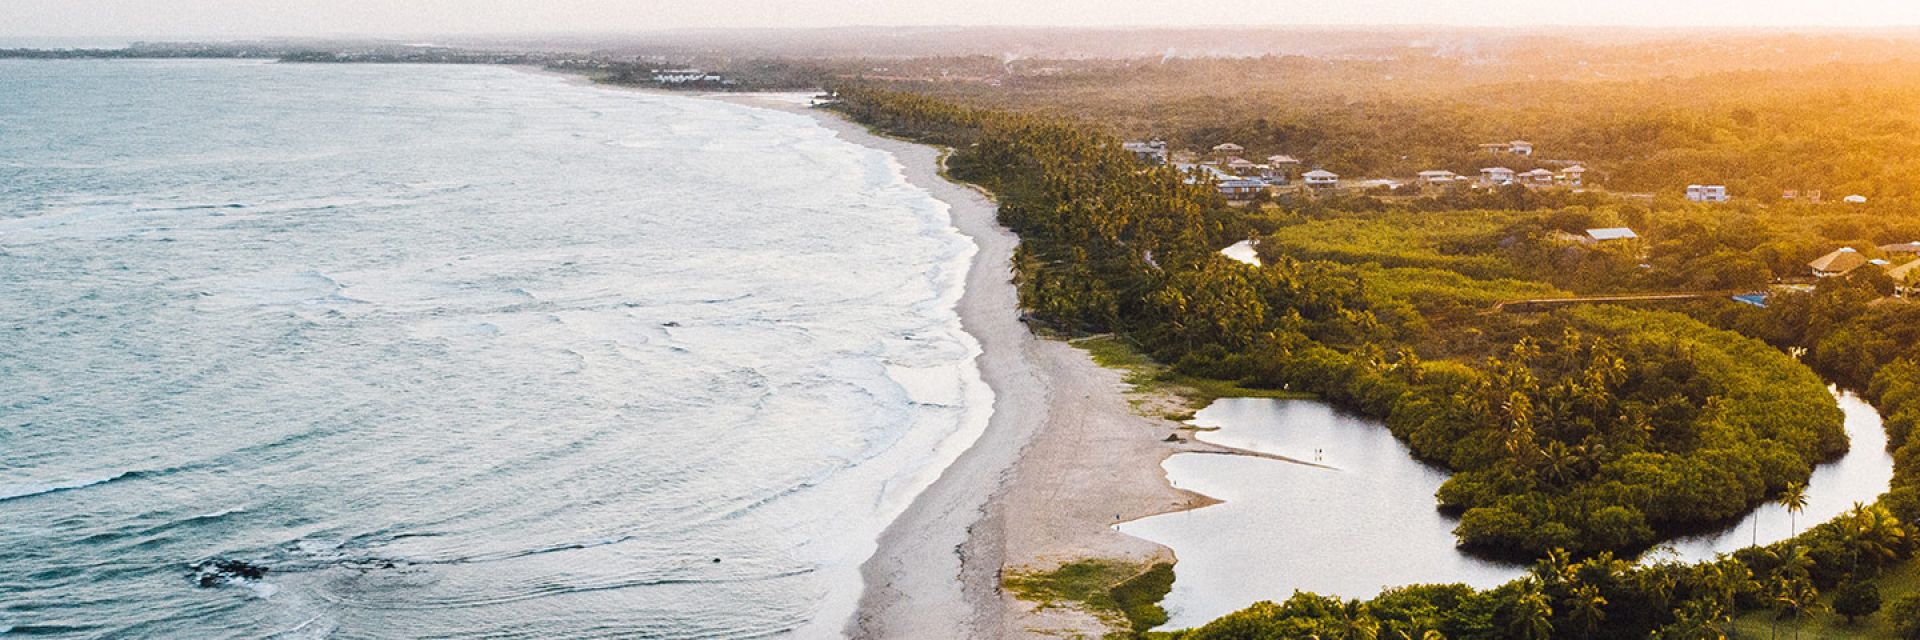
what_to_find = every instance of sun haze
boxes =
[8,0,1920,38]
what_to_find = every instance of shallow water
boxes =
[0,60,990,638]
[1123,389,1893,630]
[1117,399,1526,629]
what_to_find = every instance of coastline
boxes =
[718,95,1271,637]
[531,71,1271,637]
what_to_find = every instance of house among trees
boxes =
[1264,155,1302,181]
[1890,259,1920,297]
[1122,140,1169,165]
[1302,169,1340,188]
[1211,142,1245,158]
[1518,168,1557,186]
[1585,227,1639,243]
[1417,170,1458,186]
[1880,241,1920,257]
[1559,166,1587,186]
[1226,157,1258,174]
[1480,167,1516,186]
[1686,184,1730,202]
[1477,141,1534,156]
[1216,177,1266,201]
[1809,247,1870,277]
[1845,194,1869,204]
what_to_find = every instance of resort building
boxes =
[1686,185,1730,203]
[1480,167,1516,186]
[1559,166,1587,186]
[1303,169,1340,188]
[1809,247,1869,278]
[1123,140,1169,165]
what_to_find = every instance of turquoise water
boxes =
[0,60,989,638]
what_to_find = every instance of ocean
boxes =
[0,60,990,638]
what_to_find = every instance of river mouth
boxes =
[1119,388,1893,631]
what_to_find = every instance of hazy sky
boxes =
[10,0,1920,38]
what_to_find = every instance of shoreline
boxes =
[716,92,1315,638]
[532,71,1266,637]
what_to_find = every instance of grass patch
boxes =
[1004,559,1176,638]
[1730,556,1920,639]
[1070,335,1312,417]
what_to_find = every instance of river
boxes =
[1119,389,1893,630]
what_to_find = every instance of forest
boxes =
[830,67,1920,635]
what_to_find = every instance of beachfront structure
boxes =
[1480,167,1516,186]
[1123,140,1169,165]
[1559,166,1587,186]
[1880,241,1920,257]
[1303,169,1340,188]
[1686,185,1730,203]
[1586,228,1640,243]
[1809,247,1869,278]
[1417,170,1458,186]
[653,69,723,84]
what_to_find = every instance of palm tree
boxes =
[1509,582,1555,640]
[1780,576,1822,640]
[1564,583,1608,639]
[1777,482,1809,537]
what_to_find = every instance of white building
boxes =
[1480,167,1516,186]
[1303,169,1340,188]
[1686,185,1730,203]
[1417,170,1458,185]
[1518,168,1556,186]
[1122,140,1169,165]
[1559,166,1588,186]
[1585,227,1640,243]
[1508,140,1535,156]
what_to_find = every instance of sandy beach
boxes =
[722,95,1293,638]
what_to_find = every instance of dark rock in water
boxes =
[190,559,269,587]
[712,558,721,563]
[663,321,681,327]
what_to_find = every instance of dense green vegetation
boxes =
[834,86,1850,559]
[830,76,1920,637]
[1003,559,1175,637]
[892,51,1920,204]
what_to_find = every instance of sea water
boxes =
[0,60,990,638]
